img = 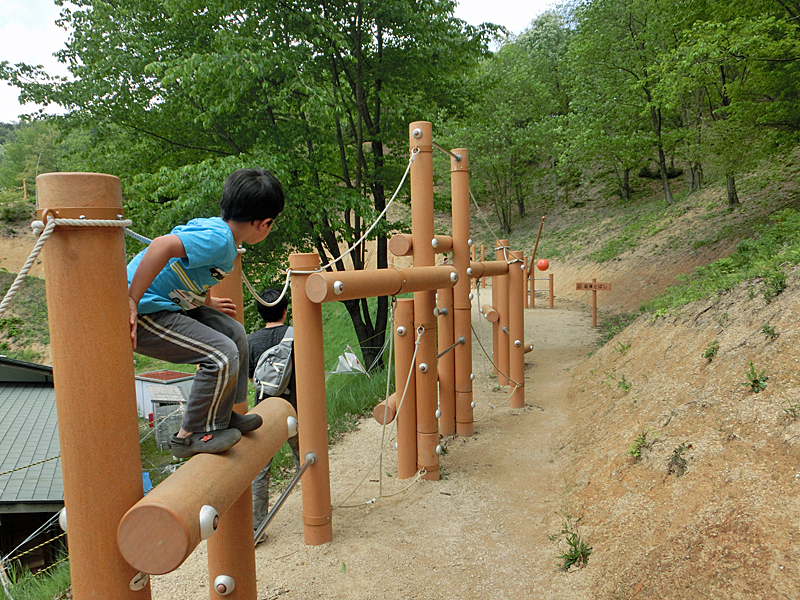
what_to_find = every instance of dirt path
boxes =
[151,293,599,599]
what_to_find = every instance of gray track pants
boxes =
[135,306,248,433]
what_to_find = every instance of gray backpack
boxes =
[253,327,294,398]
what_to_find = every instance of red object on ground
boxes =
[536,258,549,271]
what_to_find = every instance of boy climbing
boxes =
[127,167,285,458]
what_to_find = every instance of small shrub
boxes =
[667,443,693,477]
[781,401,800,421]
[626,428,652,459]
[760,324,778,340]
[742,361,768,393]
[702,340,720,362]
[615,341,631,354]
[617,374,632,393]
[761,270,786,304]
[549,515,593,571]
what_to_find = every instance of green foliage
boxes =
[615,341,631,354]
[597,312,640,348]
[702,340,720,362]
[742,361,768,393]
[626,428,652,459]
[666,442,692,477]
[0,272,49,360]
[7,557,71,600]
[549,514,593,571]
[617,374,632,393]
[644,209,800,316]
[760,324,778,340]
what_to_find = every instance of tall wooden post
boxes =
[207,254,257,599]
[394,299,418,479]
[37,173,150,600]
[290,252,333,544]
[508,250,525,409]
[592,277,598,328]
[437,286,456,436]
[409,121,439,480]
[495,239,510,386]
[451,148,473,437]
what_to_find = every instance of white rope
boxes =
[0,217,131,320]
[243,150,419,309]
[124,227,153,244]
[319,149,418,273]
[333,323,425,509]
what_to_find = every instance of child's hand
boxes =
[207,295,237,317]
[129,296,139,349]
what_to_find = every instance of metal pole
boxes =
[253,453,317,545]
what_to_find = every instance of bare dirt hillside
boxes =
[149,261,800,599]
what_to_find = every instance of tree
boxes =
[2,0,495,369]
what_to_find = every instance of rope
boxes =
[0,455,60,479]
[0,217,131,320]
[332,324,425,509]
[124,227,153,244]
[0,511,60,566]
[469,187,502,248]
[4,532,66,565]
[470,322,522,388]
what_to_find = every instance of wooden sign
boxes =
[575,279,611,327]
[576,282,611,291]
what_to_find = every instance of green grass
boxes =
[643,208,800,316]
[6,556,71,600]
[0,272,49,362]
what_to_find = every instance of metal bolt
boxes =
[440,308,448,316]
[333,281,344,295]
[514,340,521,347]
[199,505,220,540]
[469,292,474,301]
[450,272,458,283]
[468,238,473,246]
[467,267,473,276]
[431,238,439,248]
[412,128,423,138]
[397,326,407,336]
[214,575,236,596]
[436,445,443,455]
[470,401,475,409]
[433,307,440,317]
[419,363,429,373]
[435,409,441,418]
[470,373,475,381]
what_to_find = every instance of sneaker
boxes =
[170,428,242,459]
[228,411,263,434]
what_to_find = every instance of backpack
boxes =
[253,327,294,398]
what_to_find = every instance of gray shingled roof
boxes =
[0,382,62,511]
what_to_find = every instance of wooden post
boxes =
[508,250,525,409]
[549,273,554,308]
[437,285,455,436]
[37,173,149,600]
[575,279,611,328]
[450,148,473,437]
[409,121,439,481]
[394,299,418,479]
[290,252,333,545]
[495,239,509,386]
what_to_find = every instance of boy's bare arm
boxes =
[128,234,187,347]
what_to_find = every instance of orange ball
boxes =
[536,258,549,271]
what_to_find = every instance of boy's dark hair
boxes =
[257,288,289,323]
[220,168,285,223]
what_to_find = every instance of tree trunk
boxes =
[726,173,740,208]
[690,162,703,191]
[648,101,673,206]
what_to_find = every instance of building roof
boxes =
[0,358,62,513]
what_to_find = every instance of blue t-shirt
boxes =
[127,217,238,314]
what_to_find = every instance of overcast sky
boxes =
[0,0,556,123]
